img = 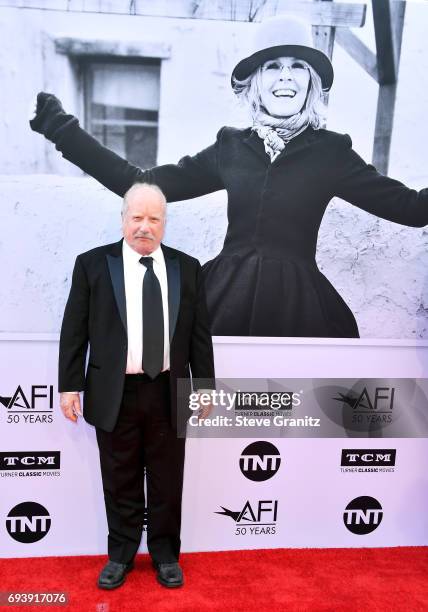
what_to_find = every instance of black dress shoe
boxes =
[97,560,134,590]
[155,562,184,588]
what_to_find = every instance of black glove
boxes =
[29,92,79,144]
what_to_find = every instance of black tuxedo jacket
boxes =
[58,240,215,433]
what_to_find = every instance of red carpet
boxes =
[0,547,427,612]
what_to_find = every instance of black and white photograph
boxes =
[1,0,428,339]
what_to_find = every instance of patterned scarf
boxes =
[253,109,310,162]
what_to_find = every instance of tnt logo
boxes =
[6,502,51,543]
[239,441,281,481]
[343,496,383,535]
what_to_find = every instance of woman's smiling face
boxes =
[259,56,310,117]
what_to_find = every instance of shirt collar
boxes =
[123,239,164,266]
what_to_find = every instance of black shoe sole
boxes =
[98,577,126,590]
[156,575,184,588]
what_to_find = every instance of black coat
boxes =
[58,240,215,432]
[52,120,428,337]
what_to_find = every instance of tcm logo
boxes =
[239,442,281,481]
[343,496,383,535]
[216,500,278,535]
[1,385,54,424]
[6,502,51,543]
[334,387,394,412]
[0,452,61,471]
[341,450,396,467]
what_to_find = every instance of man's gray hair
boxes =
[122,182,167,217]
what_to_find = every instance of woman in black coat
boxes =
[30,15,428,338]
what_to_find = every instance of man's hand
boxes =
[195,390,214,420]
[60,392,82,423]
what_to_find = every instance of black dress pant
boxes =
[95,372,185,565]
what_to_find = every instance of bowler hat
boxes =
[232,14,334,91]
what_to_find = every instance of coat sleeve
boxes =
[52,118,225,202]
[58,255,90,393]
[333,134,428,228]
[189,262,215,389]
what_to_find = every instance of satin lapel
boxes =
[162,245,181,341]
[106,242,127,333]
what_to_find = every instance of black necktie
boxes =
[140,257,164,379]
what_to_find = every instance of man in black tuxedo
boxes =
[59,182,214,589]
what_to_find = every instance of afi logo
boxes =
[216,500,278,524]
[0,385,54,411]
[240,442,281,481]
[334,387,394,412]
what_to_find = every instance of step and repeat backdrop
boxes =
[1,338,427,557]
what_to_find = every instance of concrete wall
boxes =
[0,6,247,175]
[1,175,427,338]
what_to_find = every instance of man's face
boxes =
[122,188,166,255]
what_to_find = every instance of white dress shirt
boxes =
[64,241,212,396]
[123,239,170,374]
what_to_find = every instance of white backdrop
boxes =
[1,336,427,558]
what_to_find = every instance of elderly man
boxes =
[59,182,214,589]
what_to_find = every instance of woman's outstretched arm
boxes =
[30,92,224,201]
[334,133,428,228]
